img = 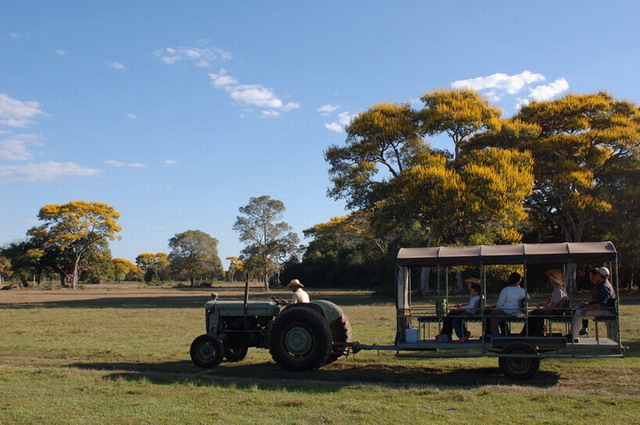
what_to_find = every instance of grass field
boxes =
[1,283,639,424]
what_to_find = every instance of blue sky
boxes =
[2,1,639,266]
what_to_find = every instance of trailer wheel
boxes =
[325,314,353,364]
[498,342,540,380]
[269,308,332,371]
[190,334,224,368]
[224,347,249,362]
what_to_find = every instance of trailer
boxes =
[349,241,626,379]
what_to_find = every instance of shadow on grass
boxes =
[0,292,378,309]
[70,359,560,391]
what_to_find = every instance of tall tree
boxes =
[233,196,299,289]
[27,201,121,289]
[168,230,221,287]
[498,92,640,243]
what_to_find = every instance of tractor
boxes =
[190,293,352,371]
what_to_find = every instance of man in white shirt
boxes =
[287,279,310,304]
[487,272,529,337]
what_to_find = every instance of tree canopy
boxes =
[168,230,222,286]
[233,195,299,289]
[27,201,121,289]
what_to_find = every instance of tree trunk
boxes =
[418,267,430,299]
[566,263,577,300]
[456,271,465,294]
[71,255,81,289]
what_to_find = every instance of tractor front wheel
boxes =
[190,334,224,368]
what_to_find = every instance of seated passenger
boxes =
[436,282,481,343]
[486,272,529,338]
[570,267,616,343]
[522,269,568,336]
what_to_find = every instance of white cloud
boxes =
[155,46,232,67]
[261,110,280,117]
[54,49,66,55]
[516,78,570,109]
[164,160,178,165]
[451,70,546,100]
[0,135,40,161]
[208,70,300,116]
[528,78,570,102]
[108,61,126,70]
[126,113,138,119]
[9,32,18,38]
[0,161,101,182]
[325,111,354,133]
[208,68,238,88]
[324,122,344,133]
[0,94,44,127]
[104,160,146,168]
[317,104,341,114]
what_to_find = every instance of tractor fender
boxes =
[280,300,344,324]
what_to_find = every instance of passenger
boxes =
[287,279,310,304]
[522,269,568,336]
[578,270,600,336]
[486,272,529,338]
[453,283,482,343]
[570,267,616,343]
[435,282,481,343]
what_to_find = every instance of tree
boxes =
[325,102,427,210]
[233,196,299,290]
[168,230,221,287]
[78,238,114,284]
[225,256,245,282]
[135,252,171,283]
[0,256,11,285]
[27,201,121,289]
[113,258,138,282]
[495,92,640,243]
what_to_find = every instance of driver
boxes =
[287,279,310,304]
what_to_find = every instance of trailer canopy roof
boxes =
[396,241,616,267]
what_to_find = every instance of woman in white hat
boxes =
[522,269,568,336]
[287,279,310,304]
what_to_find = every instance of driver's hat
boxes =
[287,279,304,288]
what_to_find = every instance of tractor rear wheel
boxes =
[269,307,332,371]
[190,334,224,368]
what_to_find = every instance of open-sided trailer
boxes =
[350,241,627,379]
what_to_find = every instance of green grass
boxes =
[1,285,640,424]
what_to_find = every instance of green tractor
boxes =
[190,294,352,371]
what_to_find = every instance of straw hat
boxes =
[545,269,566,285]
[287,279,304,288]
[464,277,481,285]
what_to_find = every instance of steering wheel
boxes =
[271,296,289,306]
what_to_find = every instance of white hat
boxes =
[287,279,304,288]
[598,267,610,278]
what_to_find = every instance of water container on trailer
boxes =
[405,328,419,343]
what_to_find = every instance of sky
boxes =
[2,1,640,267]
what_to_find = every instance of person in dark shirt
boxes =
[570,267,616,343]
